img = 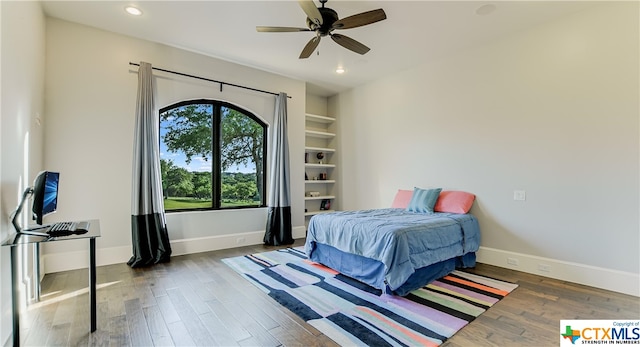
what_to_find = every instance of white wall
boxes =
[305,92,328,116]
[331,3,639,295]
[42,18,306,272]
[0,1,46,344]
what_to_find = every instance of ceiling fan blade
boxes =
[298,0,323,26]
[299,36,321,59]
[332,9,387,30]
[330,33,370,55]
[256,26,312,33]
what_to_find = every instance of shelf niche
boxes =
[304,112,337,226]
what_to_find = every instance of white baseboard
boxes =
[44,232,638,297]
[477,246,640,297]
[42,226,307,274]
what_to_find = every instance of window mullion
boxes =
[212,103,221,209]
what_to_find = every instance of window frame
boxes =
[159,99,268,212]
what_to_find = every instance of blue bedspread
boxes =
[305,208,480,291]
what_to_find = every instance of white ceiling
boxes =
[41,1,601,97]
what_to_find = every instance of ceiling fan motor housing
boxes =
[307,7,339,36]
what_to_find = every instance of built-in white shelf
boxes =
[304,195,335,201]
[305,146,335,153]
[305,112,337,221]
[305,113,336,123]
[305,210,336,216]
[305,130,335,139]
[305,163,335,168]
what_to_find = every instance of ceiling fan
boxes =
[257,0,387,59]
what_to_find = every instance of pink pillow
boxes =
[434,191,475,214]
[391,189,413,208]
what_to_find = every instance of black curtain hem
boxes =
[264,206,294,246]
[128,213,172,268]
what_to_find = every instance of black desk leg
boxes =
[34,243,40,302]
[89,237,96,332]
[11,246,20,347]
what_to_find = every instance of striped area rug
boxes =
[223,247,517,346]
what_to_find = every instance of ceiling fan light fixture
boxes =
[125,6,143,16]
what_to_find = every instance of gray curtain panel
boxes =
[128,61,172,267]
[264,92,294,245]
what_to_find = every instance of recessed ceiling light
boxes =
[125,6,143,16]
[336,67,345,74]
[475,4,496,16]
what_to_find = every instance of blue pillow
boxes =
[406,187,442,213]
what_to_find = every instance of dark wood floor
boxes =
[18,239,639,346]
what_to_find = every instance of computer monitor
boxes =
[31,171,60,225]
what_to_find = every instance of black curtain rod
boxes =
[129,62,291,98]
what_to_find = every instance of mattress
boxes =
[304,208,480,294]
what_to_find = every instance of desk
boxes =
[1,220,100,347]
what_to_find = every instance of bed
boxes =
[304,188,480,296]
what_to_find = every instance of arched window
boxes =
[159,100,267,211]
